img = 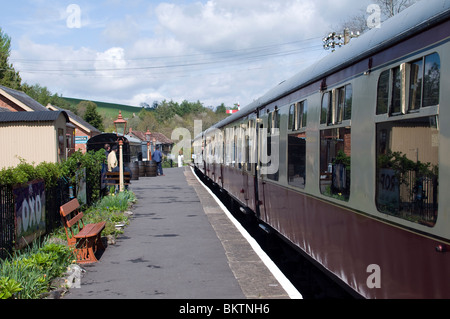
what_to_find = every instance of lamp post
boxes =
[146,129,152,161]
[114,111,127,192]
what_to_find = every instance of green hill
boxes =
[63,97,142,120]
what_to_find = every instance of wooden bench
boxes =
[105,171,131,187]
[60,199,106,264]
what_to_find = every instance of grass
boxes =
[84,190,137,237]
[63,97,142,120]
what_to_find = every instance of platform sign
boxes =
[75,136,88,144]
[13,180,46,249]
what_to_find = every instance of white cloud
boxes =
[154,0,321,51]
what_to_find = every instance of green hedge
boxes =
[0,150,106,201]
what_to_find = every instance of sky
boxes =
[0,0,373,109]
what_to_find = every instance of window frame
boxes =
[287,99,308,189]
[321,84,352,126]
[375,116,439,227]
[374,52,441,227]
[319,127,352,202]
[376,52,440,117]
[319,84,352,201]
[266,107,279,181]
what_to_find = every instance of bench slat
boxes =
[75,221,106,239]
[105,171,131,186]
[60,198,81,217]
[67,211,84,228]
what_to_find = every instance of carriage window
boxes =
[272,108,280,132]
[377,70,390,114]
[290,101,308,130]
[236,126,243,169]
[376,116,439,227]
[409,53,441,111]
[321,92,331,124]
[322,85,351,125]
[288,100,307,189]
[409,59,423,111]
[320,127,351,201]
[376,67,401,115]
[378,53,440,115]
[423,53,440,107]
[288,104,295,130]
[225,127,234,166]
[344,85,352,120]
[337,84,352,122]
[267,109,279,181]
[246,120,255,172]
[391,66,402,114]
[298,100,308,129]
[288,132,306,189]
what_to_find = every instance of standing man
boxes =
[152,145,164,176]
[101,144,112,192]
[104,144,111,157]
[108,145,118,172]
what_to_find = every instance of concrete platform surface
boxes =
[64,167,291,299]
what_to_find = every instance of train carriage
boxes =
[194,0,450,298]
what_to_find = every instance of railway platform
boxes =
[64,166,298,299]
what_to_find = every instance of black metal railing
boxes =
[0,185,15,260]
[0,170,101,259]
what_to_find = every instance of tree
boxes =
[21,83,72,110]
[378,0,418,19]
[0,27,22,90]
[155,100,177,122]
[80,101,104,132]
[215,103,226,114]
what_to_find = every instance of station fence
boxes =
[0,172,101,260]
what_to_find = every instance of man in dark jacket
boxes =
[152,145,164,176]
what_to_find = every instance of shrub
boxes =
[0,277,22,299]
[60,150,106,203]
[84,191,136,237]
[0,159,61,188]
[0,239,74,299]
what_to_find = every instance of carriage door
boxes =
[242,117,257,210]
[257,107,270,222]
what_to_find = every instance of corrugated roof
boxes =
[0,85,49,112]
[48,104,101,133]
[0,111,69,123]
[128,130,173,144]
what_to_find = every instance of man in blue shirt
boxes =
[152,145,164,176]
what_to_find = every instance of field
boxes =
[63,97,142,120]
